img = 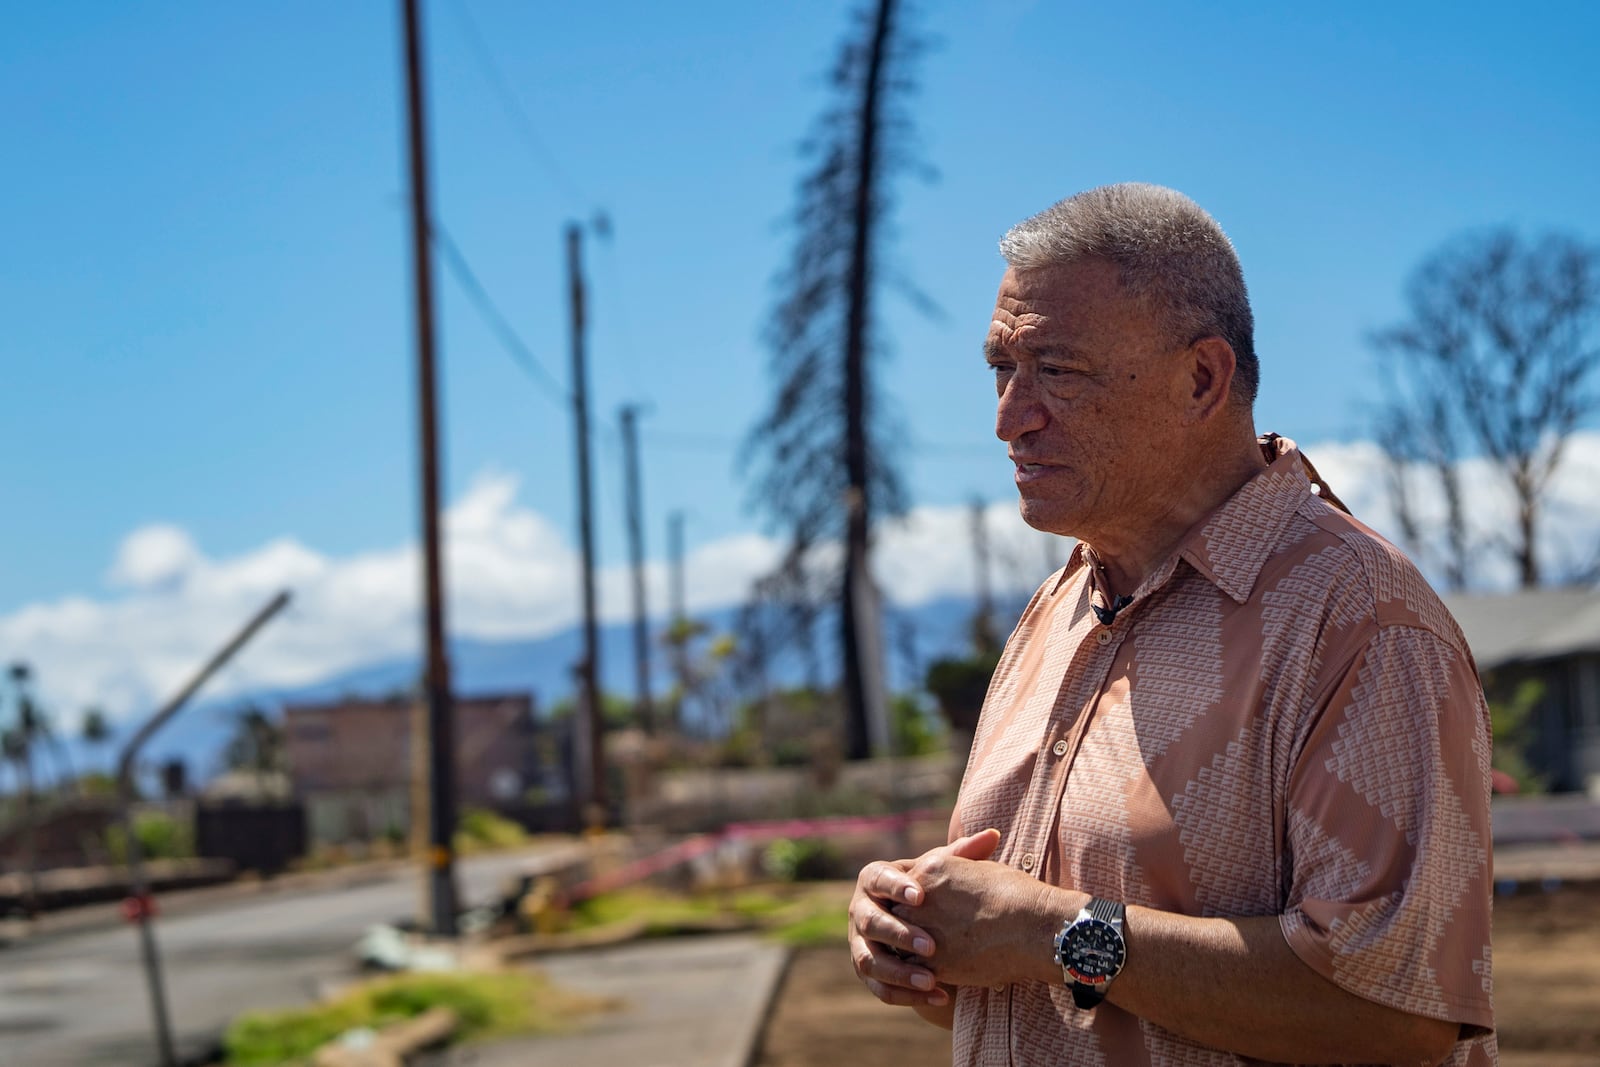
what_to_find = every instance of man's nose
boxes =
[995,374,1046,442]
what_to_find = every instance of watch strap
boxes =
[1089,897,1123,925]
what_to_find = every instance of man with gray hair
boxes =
[848,183,1495,1065]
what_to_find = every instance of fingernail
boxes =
[913,937,932,955]
[903,886,922,905]
[930,988,949,1005]
[911,972,933,990]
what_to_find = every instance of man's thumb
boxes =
[947,827,1001,860]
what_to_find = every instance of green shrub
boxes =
[891,693,947,757]
[763,837,846,882]
[105,811,194,863]
[454,808,527,853]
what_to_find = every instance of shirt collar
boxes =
[1180,434,1313,603]
[1054,434,1314,605]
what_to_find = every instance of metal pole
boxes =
[668,510,688,733]
[619,405,655,734]
[114,590,291,1067]
[568,223,606,823]
[400,0,459,936]
[970,496,997,652]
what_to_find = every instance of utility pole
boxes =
[401,0,458,937]
[970,497,997,653]
[619,405,655,734]
[667,510,688,733]
[567,222,606,823]
[970,497,993,624]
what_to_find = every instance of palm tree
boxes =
[223,704,285,793]
[81,707,113,788]
[5,662,41,914]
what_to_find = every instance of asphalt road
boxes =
[0,844,583,1067]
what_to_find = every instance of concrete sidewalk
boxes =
[441,933,789,1067]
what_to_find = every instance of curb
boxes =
[737,944,795,1067]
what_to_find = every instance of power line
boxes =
[645,428,739,453]
[639,427,999,459]
[429,221,570,408]
[444,0,589,211]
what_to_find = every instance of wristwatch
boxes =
[1053,898,1127,1009]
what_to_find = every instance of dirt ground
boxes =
[754,881,1600,1066]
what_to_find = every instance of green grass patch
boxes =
[766,901,849,947]
[566,885,790,936]
[562,882,853,950]
[222,969,604,1066]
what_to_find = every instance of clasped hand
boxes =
[847,828,1065,1006]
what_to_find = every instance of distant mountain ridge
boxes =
[117,592,1018,784]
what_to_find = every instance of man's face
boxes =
[985,257,1190,541]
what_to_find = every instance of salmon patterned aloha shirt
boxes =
[950,435,1496,1066]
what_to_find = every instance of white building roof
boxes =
[1443,588,1600,669]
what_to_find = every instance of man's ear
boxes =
[1186,336,1237,423]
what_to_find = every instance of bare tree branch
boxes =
[1370,228,1600,589]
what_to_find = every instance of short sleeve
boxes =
[1280,624,1495,1037]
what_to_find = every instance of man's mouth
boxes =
[1013,461,1055,484]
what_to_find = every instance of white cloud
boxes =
[0,471,795,727]
[6,436,1597,727]
[108,524,201,590]
[874,501,1068,604]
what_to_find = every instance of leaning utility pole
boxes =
[567,223,606,822]
[117,591,291,1067]
[619,405,655,734]
[401,0,459,937]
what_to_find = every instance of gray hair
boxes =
[998,183,1258,405]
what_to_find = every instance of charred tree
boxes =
[743,0,927,760]
[1372,229,1600,589]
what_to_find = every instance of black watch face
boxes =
[1062,919,1125,983]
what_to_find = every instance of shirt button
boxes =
[1053,739,1069,757]
[1096,629,1112,645]
[1021,852,1036,871]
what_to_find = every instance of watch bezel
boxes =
[1054,916,1126,984]
[1053,899,1128,1009]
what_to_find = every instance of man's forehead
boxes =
[986,259,1146,350]
[986,308,1045,352]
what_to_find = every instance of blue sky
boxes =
[3,1,1598,720]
